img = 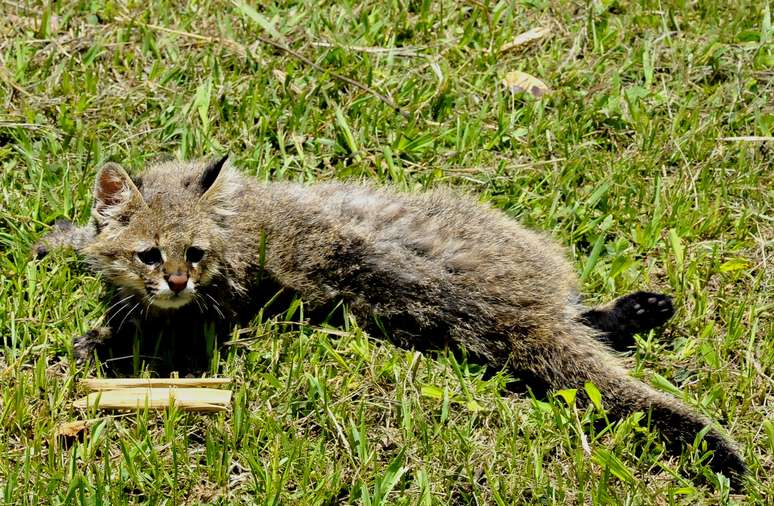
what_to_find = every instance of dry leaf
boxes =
[272,69,303,95]
[56,420,91,438]
[502,70,550,97]
[719,136,774,142]
[272,68,287,82]
[55,419,95,450]
[579,428,592,456]
[498,27,552,54]
[3,14,60,33]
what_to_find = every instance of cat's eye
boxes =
[186,247,205,263]
[136,248,162,265]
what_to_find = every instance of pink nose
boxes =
[167,273,188,293]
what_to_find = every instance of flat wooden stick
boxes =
[81,378,231,391]
[73,387,233,412]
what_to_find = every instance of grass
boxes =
[0,0,772,503]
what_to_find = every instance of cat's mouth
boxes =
[151,292,194,309]
[149,283,196,309]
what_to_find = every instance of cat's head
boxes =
[84,156,239,309]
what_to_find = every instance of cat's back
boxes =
[267,181,577,301]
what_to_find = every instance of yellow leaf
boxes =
[719,258,751,272]
[420,385,444,399]
[555,388,577,407]
[584,381,603,412]
[502,70,550,97]
[465,399,485,412]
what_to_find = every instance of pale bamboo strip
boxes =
[81,378,231,391]
[73,387,232,412]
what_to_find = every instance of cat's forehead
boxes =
[125,204,213,248]
[137,161,208,197]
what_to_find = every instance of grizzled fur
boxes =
[35,157,746,487]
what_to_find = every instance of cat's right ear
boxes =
[93,163,146,224]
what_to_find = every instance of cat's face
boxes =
[84,157,234,310]
[92,208,221,309]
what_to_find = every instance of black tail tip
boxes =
[705,435,747,491]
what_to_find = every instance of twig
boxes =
[0,54,31,97]
[133,21,410,118]
[719,136,774,142]
[252,34,410,118]
[310,41,423,57]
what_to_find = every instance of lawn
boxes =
[1,0,772,503]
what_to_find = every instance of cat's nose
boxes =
[167,272,188,293]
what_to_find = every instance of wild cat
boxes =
[35,155,746,487]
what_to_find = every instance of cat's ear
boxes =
[200,154,229,194]
[93,162,146,224]
[199,155,239,210]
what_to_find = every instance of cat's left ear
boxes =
[199,154,230,194]
[199,154,239,208]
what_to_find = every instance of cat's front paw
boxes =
[613,291,674,334]
[73,327,111,364]
[32,242,49,259]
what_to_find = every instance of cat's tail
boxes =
[33,219,95,258]
[511,325,747,488]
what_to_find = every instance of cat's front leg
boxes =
[33,220,96,258]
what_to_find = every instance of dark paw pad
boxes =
[613,291,675,334]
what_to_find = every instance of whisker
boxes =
[117,302,141,332]
[192,292,206,314]
[104,294,135,315]
[205,293,226,319]
[104,354,160,364]
[142,295,153,318]
[105,300,133,327]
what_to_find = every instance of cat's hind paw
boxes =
[613,291,674,334]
